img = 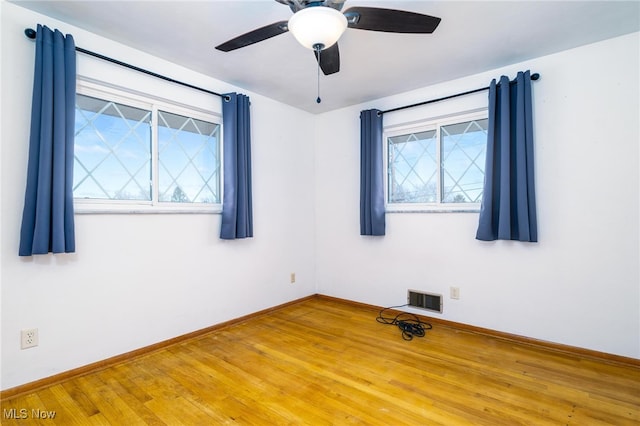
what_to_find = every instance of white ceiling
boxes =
[10,0,640,113]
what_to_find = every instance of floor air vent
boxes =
[408,290,442,313]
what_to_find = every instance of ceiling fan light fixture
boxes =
[288,6,348,50]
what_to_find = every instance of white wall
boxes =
[1,2,316,390]
[314,32,640,359]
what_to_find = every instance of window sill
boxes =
[386,204,480,214]
[73,201,222,215]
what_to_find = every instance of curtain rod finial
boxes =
[531,72,540,80]
[25,28,36,39]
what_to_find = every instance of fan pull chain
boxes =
[314,44,322,104]
[317,60,321,104]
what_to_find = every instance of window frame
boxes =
[384,109,488,213]
[74,78,223,214]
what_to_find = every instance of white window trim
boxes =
[384,108,488,213]
[74,77,223,214]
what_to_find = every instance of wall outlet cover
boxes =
[21,328,39,349]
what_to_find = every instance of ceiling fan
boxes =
[215,0,441,76]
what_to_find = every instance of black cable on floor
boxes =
[376,304,433,341]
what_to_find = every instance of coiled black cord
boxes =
[376,304,433,341]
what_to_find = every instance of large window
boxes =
[73,84,221,213]
[386,111,488,212]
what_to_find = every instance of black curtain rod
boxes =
[380,72,540,115]
[24,28,227,100]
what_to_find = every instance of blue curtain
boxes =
[220,93,253,239]
[476,71,537,242]
[360,109,385,236]
[19,25,76,256]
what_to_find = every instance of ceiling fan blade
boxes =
[344,7,441,33]
[216,21,289,52]
[314,43,340,75]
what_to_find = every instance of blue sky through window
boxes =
[73,94,220,204]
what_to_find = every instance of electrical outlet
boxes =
[450,287,460,300]
[21,328,39,349]
[290,272,296,284]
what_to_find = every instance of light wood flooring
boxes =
[2,296,639,425]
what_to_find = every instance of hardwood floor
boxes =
[2,296,639,425]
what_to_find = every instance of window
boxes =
[386,111,488,212]
[157,110,220,204]
[73,83,221,213]
[74,95,152,201]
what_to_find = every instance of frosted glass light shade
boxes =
[288,7,348,50]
